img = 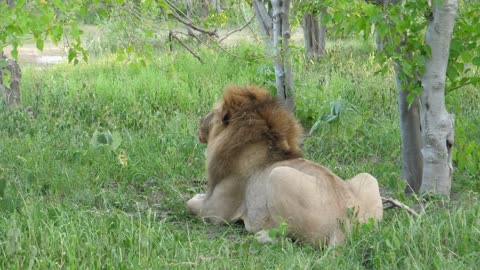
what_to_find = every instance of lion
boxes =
[187,85,383,247]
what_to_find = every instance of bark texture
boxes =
[303,9,327,59]
[201,0,222,17]
[420,0,458,196]
[375,31,385,52]
[394,66,423,194]
[252,0,273,55]
[0,51,23,109]
[271,0,295,111]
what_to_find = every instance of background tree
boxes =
[0,52,22,109]
[252,0,273,55]
[326,0,480,197]
[271,0,295,111]
[419,0,457,195]
[378,0,423,194]
[296,1,327,59]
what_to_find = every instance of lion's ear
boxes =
[221,108,231,125]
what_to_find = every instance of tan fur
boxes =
[188,85,383,246]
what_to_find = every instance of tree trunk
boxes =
[394,65,423,194]
[185,0,195,37]
[201,0,210,19]
[303,8,327,60]
[211,0,222,12]
[419,0,458,196]
[253,0,273,56]
[271,0,295,111]
[0,51,23,109]
[375,30,385,52]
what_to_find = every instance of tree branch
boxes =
[253,0,273,37]
[218,15,255,43]
[447,81,472,93]
[166,5,218,38]
[170,32,205,64]
[382,196,420,217]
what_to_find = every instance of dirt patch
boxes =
[4,43,67,66]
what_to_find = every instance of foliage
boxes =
[322,0,480,98]
[447,1,480,92]
[0,0,89,63]
[1,0,252,67]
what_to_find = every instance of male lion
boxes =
[187,85,383,247]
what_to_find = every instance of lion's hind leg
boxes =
[266,166,346,246]
[345,173,383,222]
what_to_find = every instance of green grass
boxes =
[1,40,479,269]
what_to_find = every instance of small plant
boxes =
[268,220,289,239]
[309,99,360,136]
[89,129,122,152]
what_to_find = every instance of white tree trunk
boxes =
[253,0,273,55]
[272,0,295,111]
[420,0,458,196]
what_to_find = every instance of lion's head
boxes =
[203,85,303,159]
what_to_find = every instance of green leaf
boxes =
[11,46,18,60]
[90,130,101,148]
[413,55,425,67]
[321,13,332,24]
[110,132,122,151]
[157,0,169,10]
[126,45,134,53]
[145,30,153,38]
[98,8,108,18]
[36,38,44,51]
[51,24,63,44]
[80,6,88,18]
[71,22,81,40]
[472,57,480,67]
[53,0,66,11]
[0,60,8,69]
[68,48,77,63]
[116,54,125,62]
[406,92,415,106]
[14,0,26,9]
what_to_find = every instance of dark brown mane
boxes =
[207,85,303,185]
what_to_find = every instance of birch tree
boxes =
[419,0,458,195]
[252,0,294,109]
[272,0,295,111]
[324,0,477,196]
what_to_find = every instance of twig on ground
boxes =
[382,196,420,217]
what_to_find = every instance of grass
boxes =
[1,39,479,269]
